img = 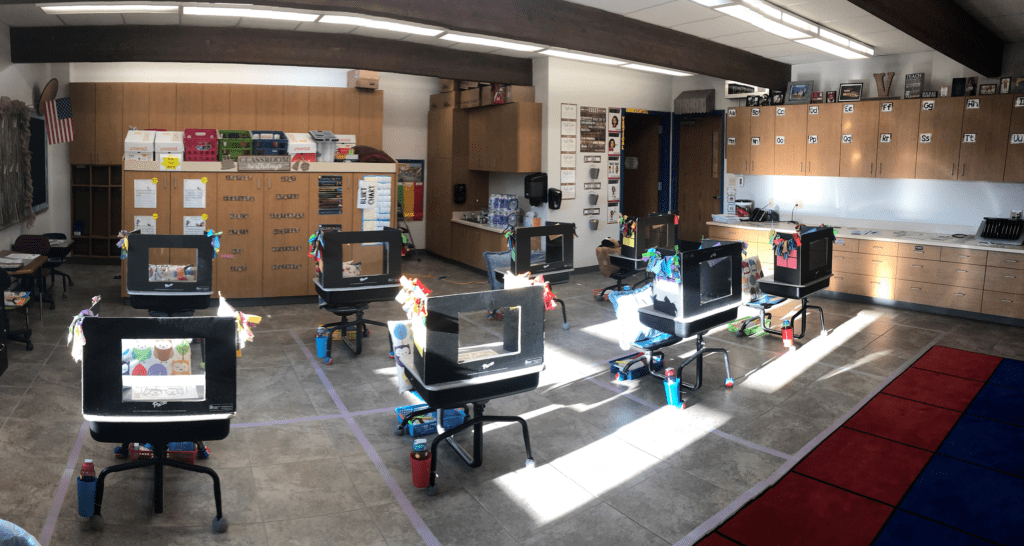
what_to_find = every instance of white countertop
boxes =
[708,220,1024,254]
[123,160,396,173]
[451,217,520,234]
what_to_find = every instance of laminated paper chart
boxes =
[560,103,577,200]
[358,176,393,236]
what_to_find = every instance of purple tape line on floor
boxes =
[39,420,90,545]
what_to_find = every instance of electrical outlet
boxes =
[768,198,775,208]
[795,200,804,208]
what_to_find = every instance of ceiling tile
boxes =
[830,15,895,37]
[980,14,1024,37]
[626,1,718,27]
[181,14,240,27]
[775,53,837,64]
[400,33,450,45]
[235,18,304,30]
[57,13,124,26]
[348,26,417,40]
[0,5,64,27]
[672,15,758,39]
[565,0,675,15]
[785,0,870,23]
[122,13,180,25]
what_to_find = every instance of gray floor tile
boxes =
[263,510,388,546]
[669,432,788,494]
[778,383,866,422]
[252,458,364,521]
[521,501,669,546]
[732,407,834,456]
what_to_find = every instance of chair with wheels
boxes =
[43,233,74,298]
[498,222,574,330]
[10,235,53,310]
[391,285,545,496]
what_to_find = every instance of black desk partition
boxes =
[622,213,676,259]
[126,234,214,313]
[510,222,574,282]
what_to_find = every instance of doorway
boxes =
[620,112,669,218]
[675,114,724,241]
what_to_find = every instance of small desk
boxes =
[0,251,49,315]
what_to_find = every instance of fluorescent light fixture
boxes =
[797,38,867,59]
[818,28,849,46]
[849,41,874,55]
[782,13,817,34]
[742,0,781,19]
[319,14,443,36]
[715,5,810,39]
[441,33,541,52]
[41,4,178,14]
[623,63,691,76]
[540,50,625,65]
[183,6,318,21]
[690,0,733,6]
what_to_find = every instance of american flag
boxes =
[42,97,75,145]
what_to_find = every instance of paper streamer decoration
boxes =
[68,295,102,363]
[217,294,262,355]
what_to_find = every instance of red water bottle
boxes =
[80,459,96,482]
[782,319,794,350]
[410,438,431,488]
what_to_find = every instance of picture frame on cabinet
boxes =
[939,86,950,97]
[770,91,785,105]
[1015,78,1024,93]
[838,83,863,102]
[826,91,837,103]
[904,73,923,99]
[921,91,938,99]
[785,81,813,104]
[951,78,966,97]
[979,84,997,95]
[1001,77,1012,94]
[811,92,823,104]
[966,77,978,96]
[745,95,760,107]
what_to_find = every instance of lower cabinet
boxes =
[829,272,895,299]
[450,223,508,271]
[895,279,983,313]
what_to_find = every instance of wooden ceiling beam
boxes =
[6,0,792,90]
[844,0,1003,76]
[9,25,535,85]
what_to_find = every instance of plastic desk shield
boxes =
[773,227,835,286]
[409,285,544,390]
[126,234,214,296]
[317,227,403,290]
[81,316,236,422]
[511,222,575,277]
[651,240,743,319]
[622,213,677,259]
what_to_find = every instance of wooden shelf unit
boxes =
[71,164,123,258]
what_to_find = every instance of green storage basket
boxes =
[217,129,253,160]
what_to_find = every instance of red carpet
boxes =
[697,346,1024,546]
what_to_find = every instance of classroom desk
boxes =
[0,251,49,315]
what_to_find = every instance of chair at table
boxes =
[10,234,53,310]
[43,232,74,298]
[2,267,32,352]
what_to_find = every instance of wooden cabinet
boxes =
[982,291,1024,319]
[228,85,257,129]
[860,240,898,257]
[1003,95,1024,182]
[876,99,920,179]
[832,251,897,278]
[122,83,150,140]
[958,95,1012,181]
[468,103,542,173]
[217,173,264,299]
[895,280,982,312]
[830,272,895,299]
[281,86,310,133]
[429,108,455,159]
[987,251,1024,270]
[897,242,941,261]
[149,83,176,131]
[805,104,841,177]
[124,172,171,235]
[773,105,807,176]
[839,101,879,178]
[896,258,986,289]
[450,223,506,271]
[202,84,231,130]
[255,85,284,130]
[264,173,309,297]
[308,173,354,294]
[984,267,1024,294]
[726,107,751,174]
[748,107,775,175]
[358,89,385,149]
[941,246,987,265]
[70,83,96,164]
[95,83,124,164]
[176,84,204,130]
[916,97,965,180]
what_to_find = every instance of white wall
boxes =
[69,62,434,246]
[0,21,71,250]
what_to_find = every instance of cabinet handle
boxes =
[1002,299,1013,303]
[173,176,177,190]
[879,162,883,176]
[808,161,811,173]
[873,246,883,250]
[958,254,969,258]
[164,177,167,189]
[911,287,921,291]
[951,163,955,176]
[1007,260,1019,263]
[957,269,967,273]
[870,163,874,175]
[268,178,272,189]
[912,264,923,268]
[836,255,844,259]
[872,260,883,263]
[800,162,803,172]
[914,250,923,253]
[835,276,844,280]
[954,293,966,297]
[961,164,966,177]
[1005,275,1017,279]
[257,178,261,189]
[870,282,881,285]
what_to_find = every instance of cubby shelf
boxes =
[71,164,123,258]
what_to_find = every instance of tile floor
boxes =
[1,256,1021,545]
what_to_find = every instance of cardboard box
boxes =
[460,88,480,108]
[430,92,457,110]
[347,69,379,90]
[285,132,317,157]
[493,85,536,105]
[124,130,156,153]
[460,81,479,90]
[125,151,153,161]
[153,131,185,154]
[440,79,456,93]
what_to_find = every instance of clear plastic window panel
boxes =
[642,223,673,250]
[336,242,389,277]
[148,248,197,283]
[528,234,564,266]
[121,338,206,402]
[457,308,521,363]
[699,255,733,305]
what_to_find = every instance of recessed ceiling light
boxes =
[796,38,867,59]
[716,5,810,39]
[742,0,781,19]
[818,28,850,46]
[689,0,733,7]
[781,13,817,34]
[623,63,691,77]
[40,4,179,14]
[848,41,874,56]
[441,33,542,52]
[540,50,625,65]
[319,14,444,36]
[183,6,318,21]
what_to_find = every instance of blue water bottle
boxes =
[664,368,683,409]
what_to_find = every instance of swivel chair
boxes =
[10,234,53,310]
[43,232,74,298]
[1,268,32,352]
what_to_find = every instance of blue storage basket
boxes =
[609,353,664,381]
[395,404,466,436]
[250,130,289,155]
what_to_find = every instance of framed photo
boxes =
[397,159,424,182]
[1015,78,1024,94]
[1001,77,1012,94]
[904,73,924,99]
[811,92,823,104]
[785,81,813,104]
[826,91,837,103]
[940,86,950,97]
[966,77,978,96]
[922,91,938,99]
[980,84,997,95]
[770,91,785,105]
[952,78,966,97]
[839,83,863,102]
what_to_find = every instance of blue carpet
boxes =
[939,413,1024,478]
[873,510,991,546]
[966,383,1024,427]
[987,359,1024,390]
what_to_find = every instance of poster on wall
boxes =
[182,178,206,209]
[397,159,425,221]
[608,159,620,179]
[560,153,576,169]
[607,183,620,202]
[560,137,577,152]
[607,135,621,156]
[561,121,577,136]
[134,179,158,209]
[560,169,576,185]
[608,208,620,224]
[579,106,608,153]
[560,184,576,200]
[608,109,622,133]
[561,103,578,120]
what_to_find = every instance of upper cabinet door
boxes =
[1003,95,1024,182]
[876,99,921,179]
[959,94,1012,181]
[916,97,965,180]
[839,101,879,178]
[725,107,750,175]
[94,83,124,165]
[805,103,841,177]
[70,83,97,164]
[772,105,807,176]
[748,107,775,175]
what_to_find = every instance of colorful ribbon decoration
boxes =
[68,295,102,363]
[502,226,516,261]
[116,230,130,260]
[642,246,682,283]
[217,294,261,355]
[396,276,431,323]
[206,229,223,259]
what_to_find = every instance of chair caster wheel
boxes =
[725,378,734,388]
[394,425,405,436]
[562,323,570,330]
[525,458,535,469]
[212,516,228,533]
[198,446,210,459]
[26,343,33,351]
[594,295,602,302]
[89,515,104,530]
[680,402,686,410]
[324,357,332,365]
[114,445,126,458]
[426,485,438,497]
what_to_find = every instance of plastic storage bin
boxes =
[183,129,219,162]
[309,130,339,163]
[395,404,466,436]
[217,130,253,160]
[250,130,289,156]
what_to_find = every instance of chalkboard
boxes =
[29,115,48,214]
